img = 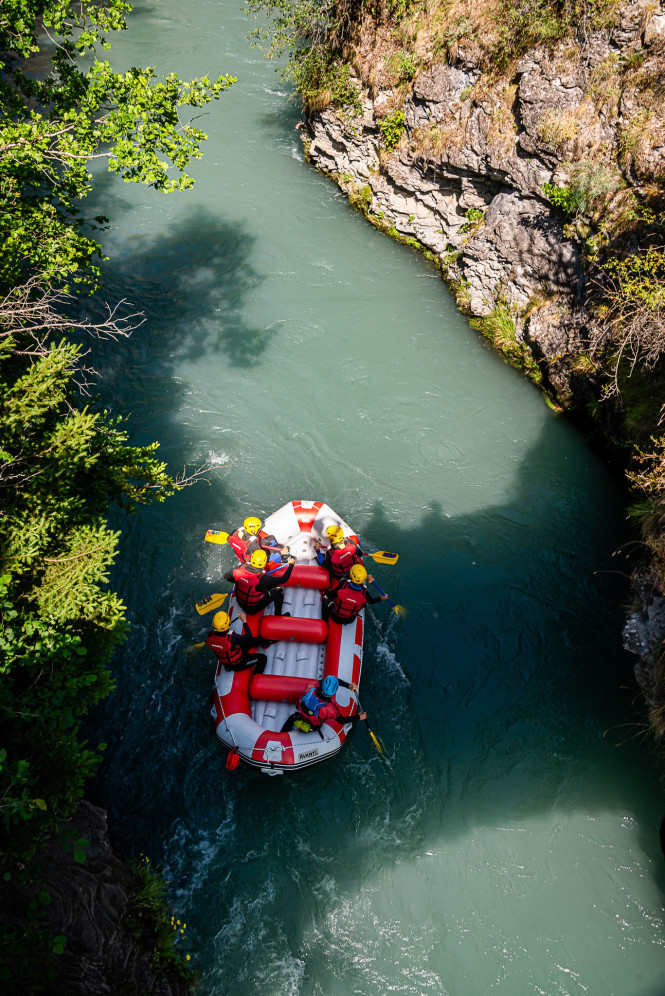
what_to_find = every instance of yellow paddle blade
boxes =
[369,730,384,754]
[186,642,206,654]
[195,592,228,616]
[394,604,407,618]
[366,550,399,565]
[205,529,229,545]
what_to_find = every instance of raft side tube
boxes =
[283,564,329,589]
[249,673,316,703]
[259,615,328,644]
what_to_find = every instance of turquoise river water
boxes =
[85,1,665,993]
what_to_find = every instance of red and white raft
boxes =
[211,501,364,774]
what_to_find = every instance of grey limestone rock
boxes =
[625,597,665,694]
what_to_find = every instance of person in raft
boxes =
[281,675,367,735]
[205,610,267,673]
[227,515,290,564]
[315,524,365,588]
[224,549,295,616]
[321,564,387,624]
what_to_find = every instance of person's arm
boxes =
[230,628,257,651]
[259,533,290,556]
[342,710,367,724]
[331,692,366,725]
[223,569,236,584]
[257,557,295,591]
[365,575,388,604]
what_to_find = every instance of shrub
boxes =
[544,182,583,215]
[459,206,486,233]
[537,108,579,152]
[385,50,417,85]
[594,243,665,380]
[349,183,373,212]
[472,303,543,384]
[494,0,617,63]
[380,110,406,149]
[627,440,665,601]
[387,0,415,23]
[544,165,623,218]
[291,49,361,114]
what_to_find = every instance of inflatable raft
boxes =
[210,501,364,774]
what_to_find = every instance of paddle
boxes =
[195,592,228,616]
[365,550,398,565]
[355,695,385,755]
[315,543,398,565]
[205,529,229,545]
[205,528,289,557]
[369,580,406,617]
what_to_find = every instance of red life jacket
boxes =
[332,581,367,622]
[206,631,243,669]
[330,541,362,580]
[228,529,250,561]
[232,564,265,609]
[229,529,278,563]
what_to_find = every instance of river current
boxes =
[86,1,665,993]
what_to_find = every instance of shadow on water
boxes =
[84,202,275,373]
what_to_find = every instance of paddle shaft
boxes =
[355,696,384,755]
[369,579,398,611]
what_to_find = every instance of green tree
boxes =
[0,0,231,877]
[0,0,236,291]
[245,0,361,112]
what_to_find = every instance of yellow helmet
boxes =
[212,611,230,632]
[243,516,262,535]
[250,549,268,569]
[326,525,344,544]
[349,564,367,585]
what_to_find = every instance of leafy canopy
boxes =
[0,0,236,291]
[0,0,230,867]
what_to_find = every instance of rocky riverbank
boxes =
[0,803,190,995]
[301,0,665,715]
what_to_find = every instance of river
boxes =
[86,0,665,992]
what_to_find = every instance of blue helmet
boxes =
[321,675,339,698]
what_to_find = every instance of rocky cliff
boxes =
[302,0,665,700]
[303,0,664,406]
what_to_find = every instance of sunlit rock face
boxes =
[304,0,659,406]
